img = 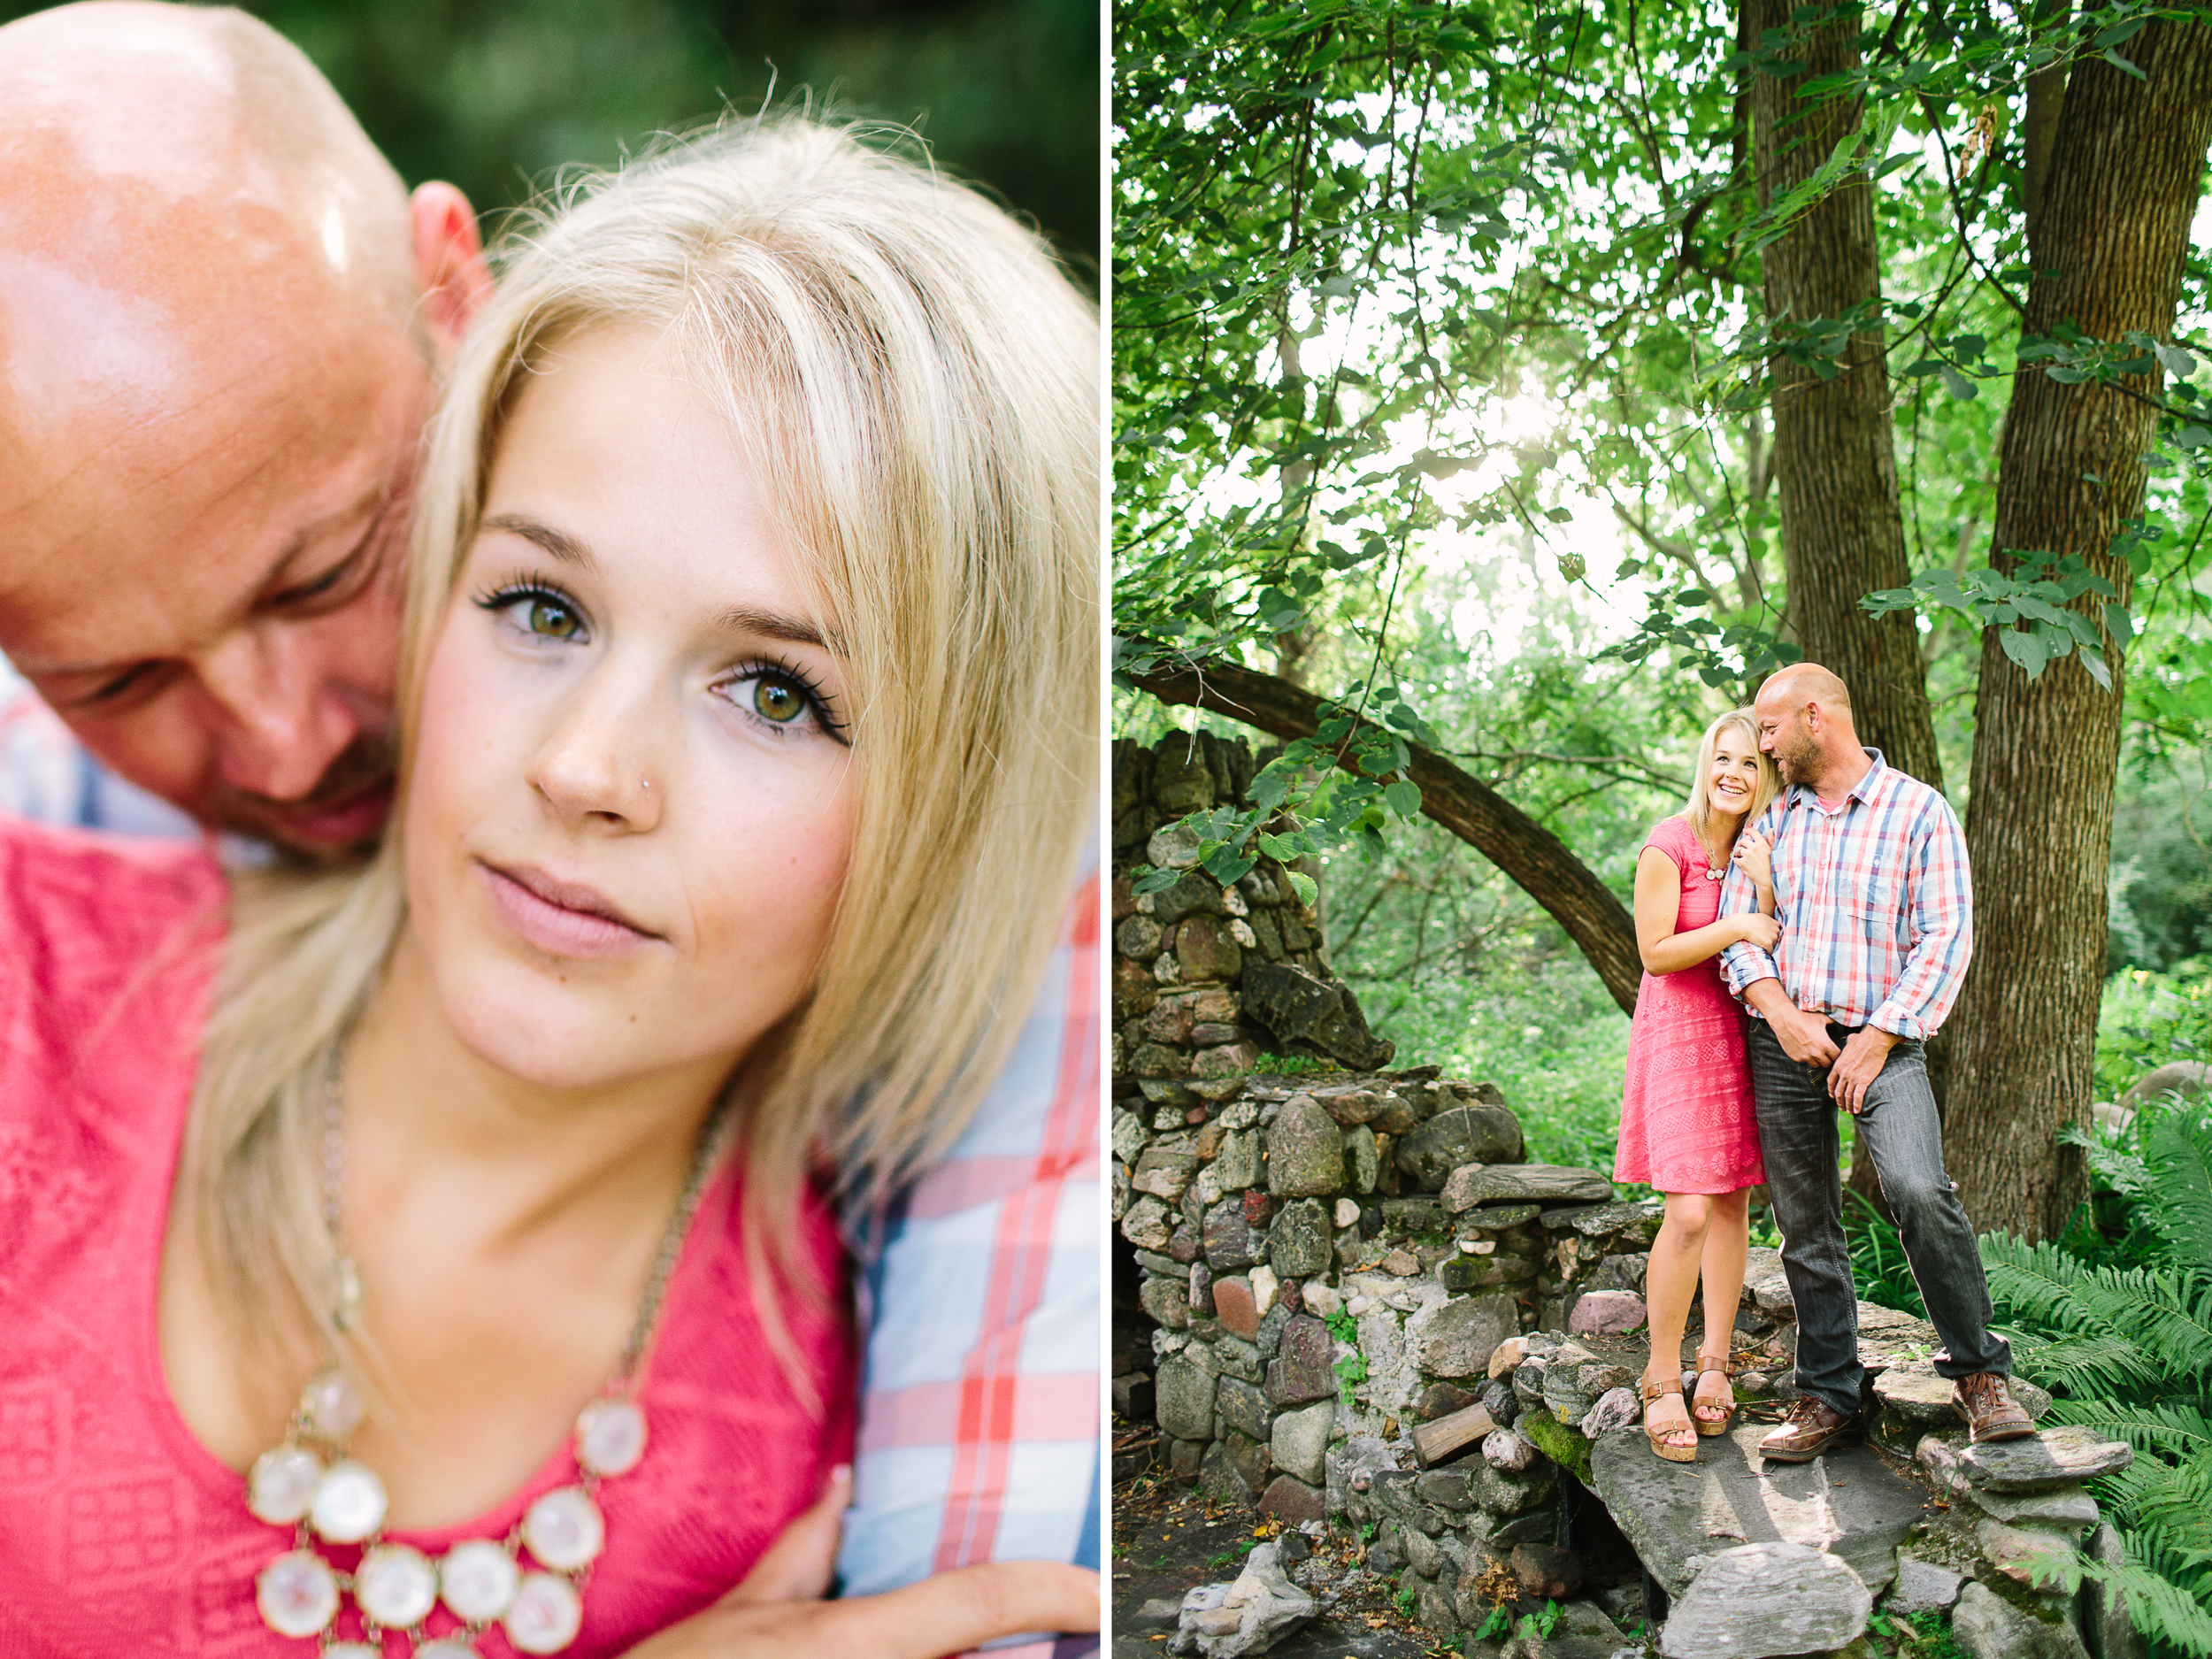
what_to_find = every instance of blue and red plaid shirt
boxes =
[1717,749,1973,1041]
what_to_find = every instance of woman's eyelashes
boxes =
[475,579,589,645]
[715,662,847,743]
[471,577,846,743]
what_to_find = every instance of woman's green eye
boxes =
[530,596,581,639]
[754,678,807,723]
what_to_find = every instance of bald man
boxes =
[1712,664,2032,1460]
[0,2,493,856]
[0,5,1100,1653]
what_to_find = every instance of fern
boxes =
[1978,1100,2212,1655]
[2147,1109,2212,1273]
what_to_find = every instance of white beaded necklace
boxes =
[249,1055,728,1655]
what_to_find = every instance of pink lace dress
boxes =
[1614,815,1764,1194]
[0,814,853,1656]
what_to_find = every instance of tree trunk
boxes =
[1946,22,2212,1241]
[1748,0,1945,793]
[1127,660,1645,1013]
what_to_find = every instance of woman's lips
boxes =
[480,862,659,958]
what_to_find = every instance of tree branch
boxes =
[1126,657,1644,1013]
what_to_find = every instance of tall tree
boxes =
[1946,21,2212,1239]
[1749,0,1946,792]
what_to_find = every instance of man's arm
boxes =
[1868,794,1974,1041]
[837,867,1101,1658]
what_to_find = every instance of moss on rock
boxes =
[1517,1406,1593,1486]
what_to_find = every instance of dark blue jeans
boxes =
[1747,1019,2010,1416]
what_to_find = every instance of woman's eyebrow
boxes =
[717,604,841,653]
[481,512,597,571]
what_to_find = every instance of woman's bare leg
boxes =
[1692,1188,1752,1422]
[1642,1192,1716,1450]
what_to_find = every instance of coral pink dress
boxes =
[0,814,853,1656]
[1614,815,1764,1194]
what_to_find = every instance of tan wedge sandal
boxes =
[1693,1349,1738,1437]
[1642,1375,1698,1463]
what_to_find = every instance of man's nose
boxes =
[191,626,357,801]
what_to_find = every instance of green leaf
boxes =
[2155,342,2199,380]
[1383,779,1423,818]
[2103,48,2147,80]
[2175,426,2212,450]
[2081,649,2113,691]
[1940,364,1979,401]
[1286,871,1317,908]
[2000,627,2050,679]
[1203,846,1257,885]
[1257,830,1298,861]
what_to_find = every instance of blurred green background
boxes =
[0,0,1098,278]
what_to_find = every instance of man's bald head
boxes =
[1753,661,1864,792]
[0,3,488,856]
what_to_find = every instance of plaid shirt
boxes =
[836,869,1102,1658]
[1717,749,1973,1041]
[0,670,1102,1657]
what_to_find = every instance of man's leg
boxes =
[1850,1040,2012,1379]
[1746,1021,1862,1417]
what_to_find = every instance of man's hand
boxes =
[1744,982,1840,1067]
[622,1468,1102,1659]
[1827,1027,1898,1116]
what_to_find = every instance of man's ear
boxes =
[410,182,493,362]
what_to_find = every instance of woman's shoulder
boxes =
[0,812,227,1033]
[1640,814,1696,861]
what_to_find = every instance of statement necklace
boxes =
[250,1060,728,1655]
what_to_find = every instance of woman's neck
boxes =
[1707,808,1746,860]
[342,926,732,1252]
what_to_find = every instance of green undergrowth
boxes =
[1969,967,2212,1658]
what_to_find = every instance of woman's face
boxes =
[402,326,856,1093]
[1708,730,1763,818]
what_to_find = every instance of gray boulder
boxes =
[1440,1163,1613,1212]
[1156,1356,1216,1441]
[1271,1399,1335,1486]
[1267,1198,1333,1278]
[1266,1095,1345,1197]
[1394,1105,1525,1191]
[1406,1294,1517,1379]
[1885,1553,1963,1616]
[1239,960,1394,1071]
[1172,1543,1317,1657]
[1659,1541,1870,1659]
[1962,1425,2134,1492]
[1951,1579,2091,1659]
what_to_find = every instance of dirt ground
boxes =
[1110,1433,1437,1658]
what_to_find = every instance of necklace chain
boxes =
[247,1046,733,1654]
[316,1045,730,1365]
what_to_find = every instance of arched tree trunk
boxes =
[1748,0,1945,794]
[1127,660,1645,1013]
[1947,21,2212,1240]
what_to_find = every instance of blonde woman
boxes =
[1617,709,1781,1462]
[0,120,1095,1657]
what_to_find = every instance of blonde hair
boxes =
[189,117,1098,1371]
[1684,706,1779,866]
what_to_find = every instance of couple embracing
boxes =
[1614,663,2033,1466]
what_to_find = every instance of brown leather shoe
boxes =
[1954,1372,2035,1442]
[1758,1394,1862,1463]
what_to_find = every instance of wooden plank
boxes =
[1411,1401,1496,1468]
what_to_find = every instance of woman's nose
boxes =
[525,671,664,831]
